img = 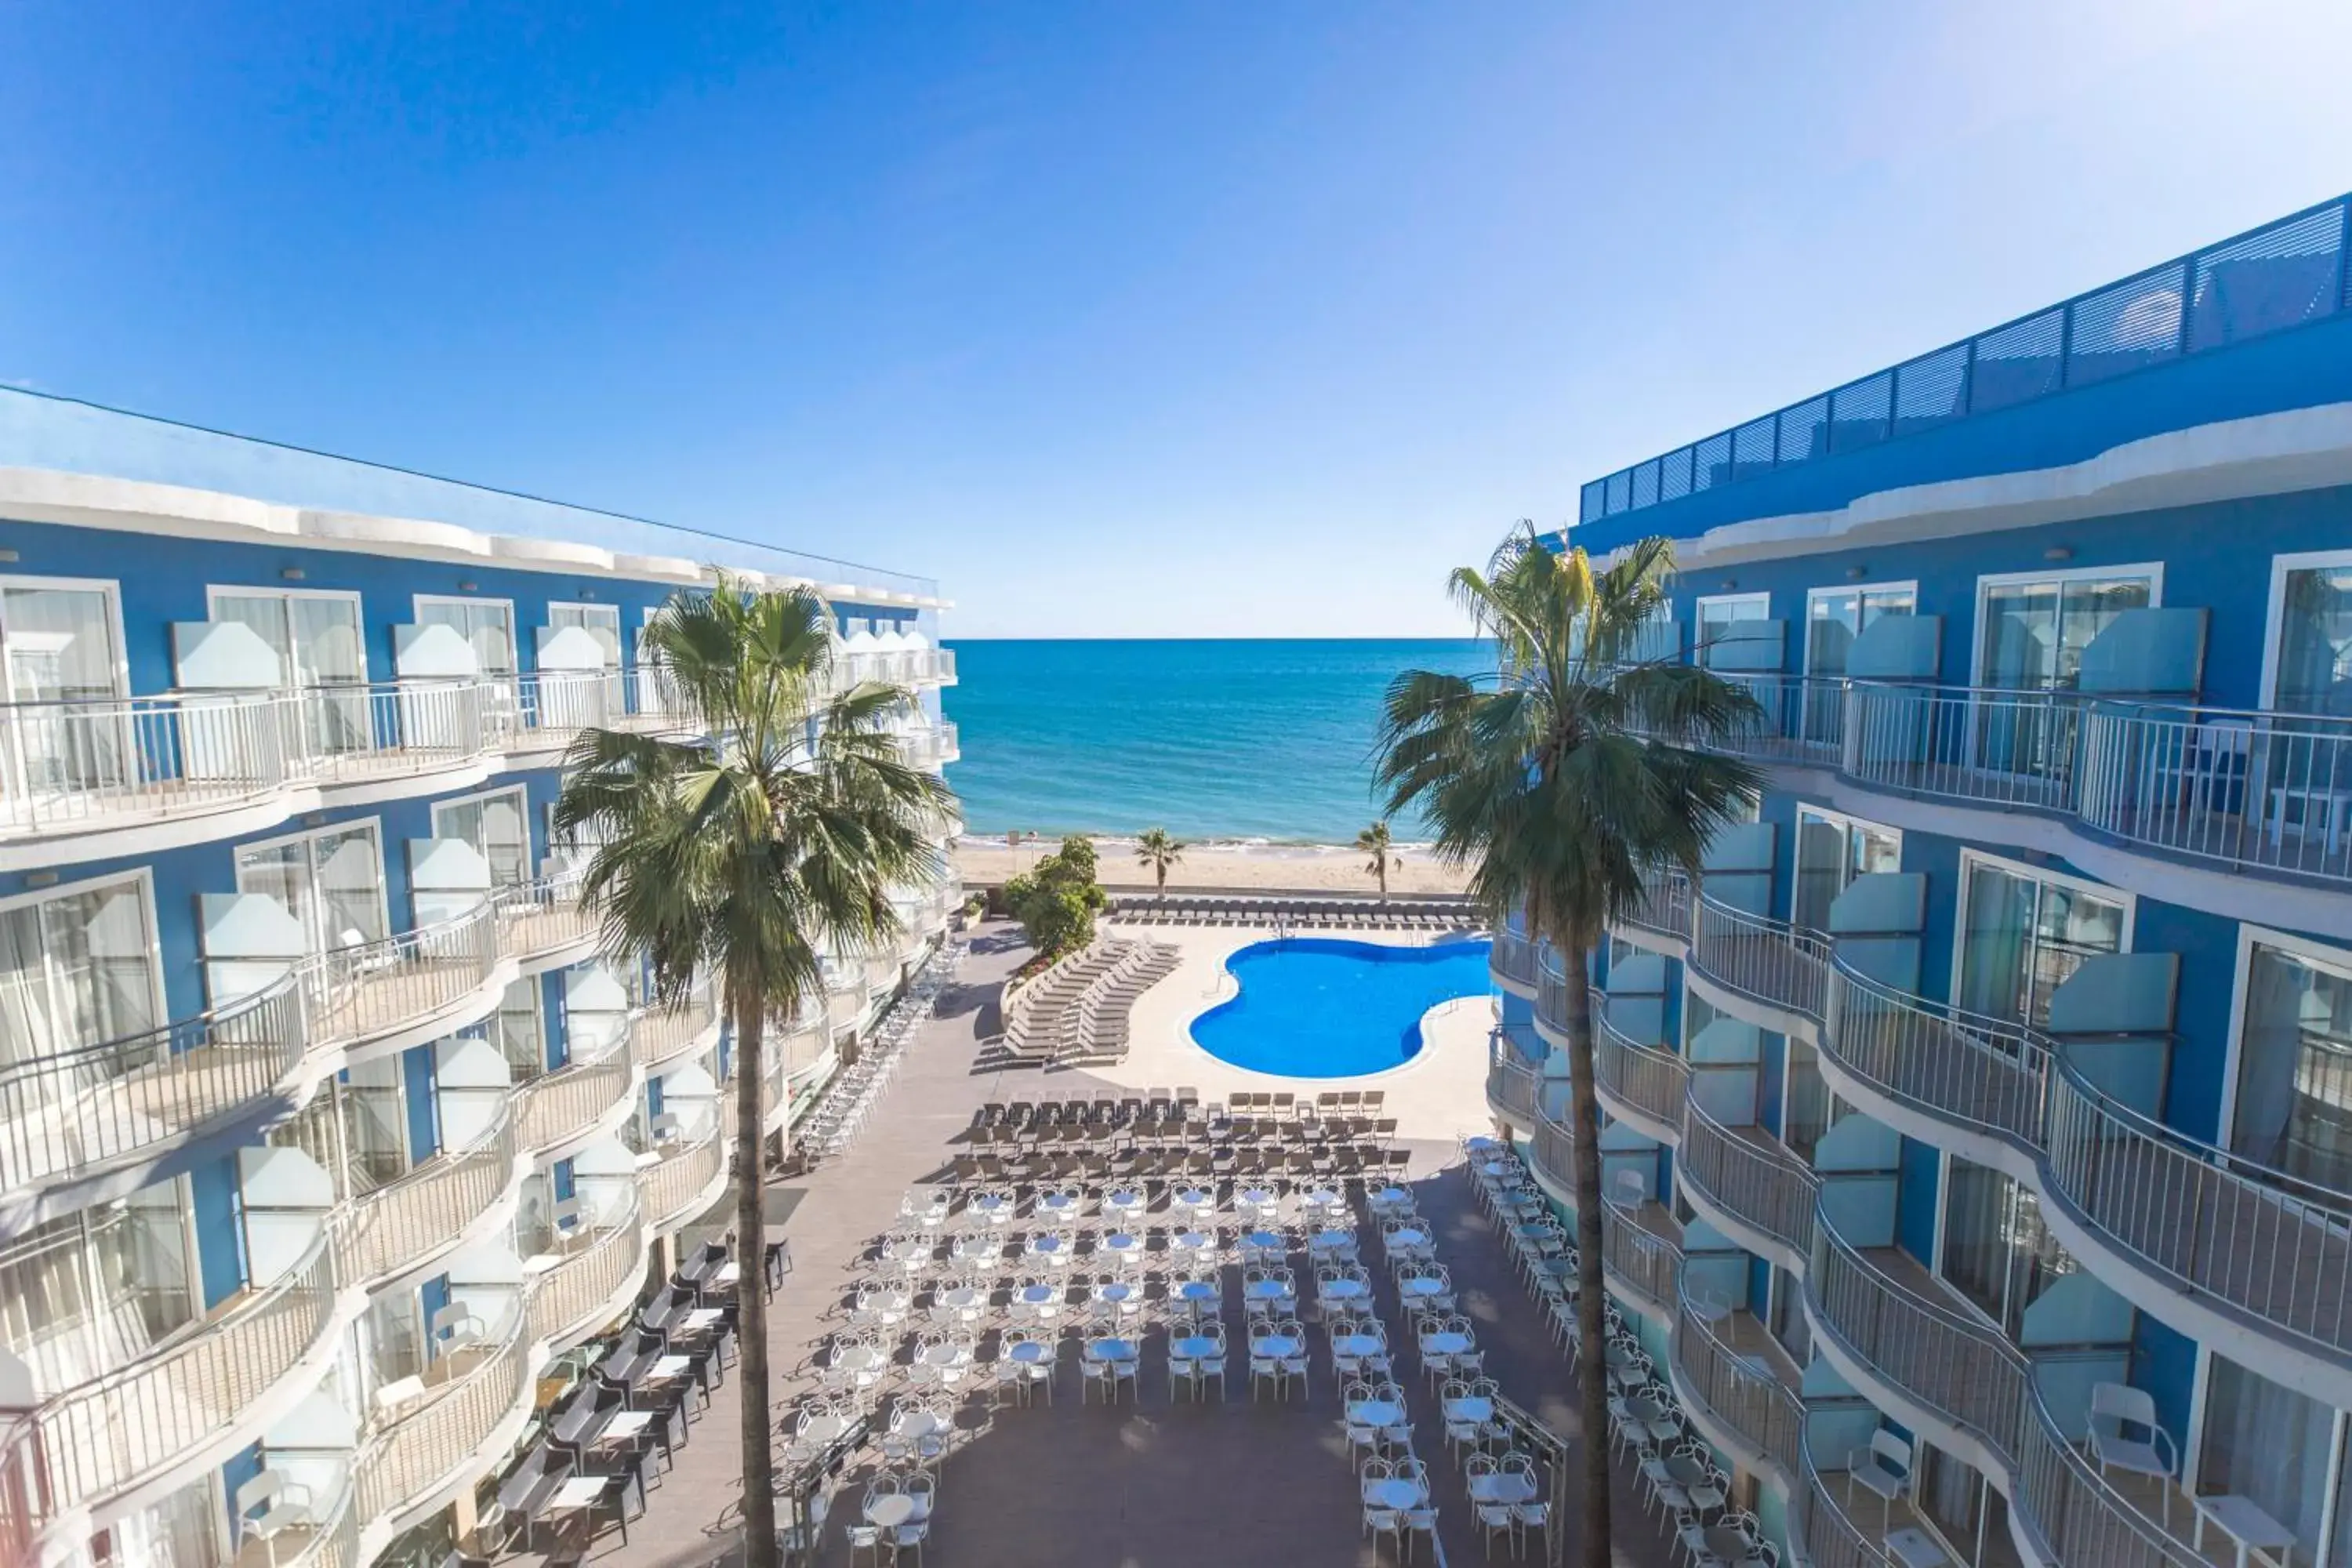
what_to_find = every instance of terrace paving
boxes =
[572,920,1679,1568]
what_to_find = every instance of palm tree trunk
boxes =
[1558,940,1614,1568]
[734,989,779,1568]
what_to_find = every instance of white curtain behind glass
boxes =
[2234,943,2352,1192]
[2200,1355,2335,1563]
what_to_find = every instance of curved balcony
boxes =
[515,1048,636,1162]
[1599,1203,1682,1316]
[352,1305,534,1547]
[527,1200,648,1352]
[1838,682,2081,813]
[1527,1112,1581,1200]
[506,668,682,753]
[1,1232,337,1548]
[1690,896,1829,1024]
[0,981,305,1225]
[1488,921,1542,995]
[2043,1069,2352,1368]
[1676,1100,1818,1267]
[1804,1219,2027,1474]
[1668,1288,1806,1481]
[1592,1011,1688,1142]
[296,901,500,1057]
[1721,673,1848,768]
[1534,947,1575,1042]
[1621,866,1693,949]
[633,985,721,1073]
[329,1112,521,1294]
[1800,1434,1899,1568]
[262,1479,360,1568]
[0,681,506,871]
[644,1128,727,1232]
[1820,966,2049,1153]
[1484,1043,1543,1129]
[491,866,595,968]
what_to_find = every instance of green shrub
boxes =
[1003,836,1109,959]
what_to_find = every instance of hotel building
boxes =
[1490,194,2352,1568]
[0,390,960,1566]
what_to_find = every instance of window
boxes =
[1974,566,2159,691]
[1,579,132,806]
[432,786,532,888]
[209,587,366,688]
[1792,807,1900,933]
[2230,935,2352,1194]
[1938,1155,2075,1338]
[548,603,622,666]
[1954,854,2128,1029]
[1805,583,1917,678]
[235,821,388,961]
[415,595,517,676]
[0,873,161,1066]
[1694,593,1769,669]
[0,578,125,704]
[213,587,370,757]
[1781,1036,1833,1160]
[2197,1354,2344,1568]
[0,1185,191,1393]
[2264,552,2352,716]
[1765,1264,1810,1365]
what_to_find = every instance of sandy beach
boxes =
[953,834,1473,896]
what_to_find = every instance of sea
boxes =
[940,638,1492,845]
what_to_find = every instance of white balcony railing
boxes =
[1484,1040,1543,1125]
[490,865,595,964]
[1489,922,1542,990]
[328,1111,519,1291]
[1592,1010,1689,1131]
[633,983,720,1073]
[352,1306,532,1538]
[1600,1206,1682,1311]
[0,1232,337,1541]
[1677,1101,1819,1260]
[644,1129,725,1231]
[1671,1290,1806,1478]
[1690,896,1829,1021]
[515,1047,634,1158]
[0,979,306,1201]
[527,1200,646,1352]
[296,899,501,1049]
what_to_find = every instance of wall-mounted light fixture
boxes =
[0,549,19,564]
[25,870,58,888]
[459,581,478,593]
[303,812,327,828]
[1719,579,1738,592]
[2043,546,2074,562]
[1845,565,1867,581]
[281,567,306,582]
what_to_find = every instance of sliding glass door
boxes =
[234,822,388,963]
[1955,857,2125,1029]
[1975,569,2156,782]
[2232,938,2352,1195]
[212,589,368,757]
[1,579,129,808]
[0,876,161,1068]
[1791,808,1900,933]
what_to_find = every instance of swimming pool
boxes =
[1189,936,1494,1078]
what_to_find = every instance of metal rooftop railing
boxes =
[1579,193,2352,528]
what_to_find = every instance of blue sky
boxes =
[4,2,2350,636]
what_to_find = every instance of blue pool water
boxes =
[1190,937,1494,1078]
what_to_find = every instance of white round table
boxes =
[1319,1279,1369,1303]
[1238,1189,1276,1208]
[1386,1228,1430,1249]
[919,1344,968,1370]
[833,1346,884,1373]
[1332,1334,1385,1357]
[1178,1280,1220,1304]
[1244,1279,1294,1302]
[1399,1277,1447,1299]
[1444,1396,1497,1425]
[796,1412,849,1444]
[1099,1283,1135,1304]
[1301,1188,1343,1209]
[866,1495,916,1529]
[1017,1284,1059,1306]
[1421,1331,1472,1356]
[1371,1187,1410,1207]
[1244,1229,1284,1250]
[1348,1399,1406,1429]
[1366,1479,1421,1512]
[1250,1335,1302,1357]
[1172,1231,1212,1253]
[1086,1338,1138,1362]
[1171,1335,1219,1359]
[1007,1340,1052,1364]
[938,1287,982,1310]
[1468,1472,1536,1506]
[1039,1193,1078,1216]
[1105,1191,1145,1215]
[1103,1232,1141,1255]
[1309,1229,1356,1251]
[1028,1235,1065,1255]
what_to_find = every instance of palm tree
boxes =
[554,579,953,1568]
[1355,820,1398,901]
[1373,524,1759,1566]
[1135,827,1184,898]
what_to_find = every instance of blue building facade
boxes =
[0,391,960,1567]
[1490,194,2352,1568]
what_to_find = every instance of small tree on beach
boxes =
[1354,820,1398,901]
[1372,524,1759,1568]
[554,578,952,1568]
[1136,827,1185,898]
[1004,835,1109,959]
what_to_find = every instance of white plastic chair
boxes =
[1846,1429,1911,1528]
[2084,1382,2180,1526]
